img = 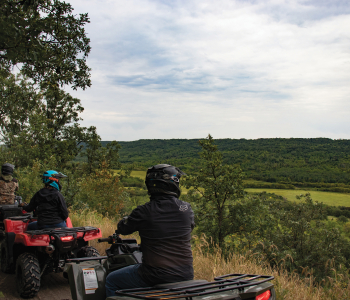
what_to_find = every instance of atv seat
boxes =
[153,280,208,289]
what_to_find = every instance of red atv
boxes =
[0,203,102,298]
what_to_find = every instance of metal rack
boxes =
[114,273,274,300]
[26,226,100,236]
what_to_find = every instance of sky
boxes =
[68,0,350,141]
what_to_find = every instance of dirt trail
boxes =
[0,272,72,300]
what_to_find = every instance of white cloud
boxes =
[68,0,350,140]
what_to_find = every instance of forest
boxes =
[101,138,350,190]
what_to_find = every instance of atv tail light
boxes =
[256,289,271,300]
[60,236,74,241]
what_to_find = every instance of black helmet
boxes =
[145,164,186,197]
[1,163,14,175]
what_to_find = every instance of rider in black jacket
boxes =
[20,170,68,230]
[105,164,194,296]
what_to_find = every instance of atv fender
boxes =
[66,217,73,228]
[14,233,50,246]
[3,219,28,234]
[14,228,102,247]
[64,260,107,300]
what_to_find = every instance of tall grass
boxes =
[192,236,350,299]
[70,210,119,254]
[71,211,350,300]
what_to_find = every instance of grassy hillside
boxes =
[72,210,350,300]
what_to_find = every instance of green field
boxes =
[127,171,350,207]
[130,170,146,179]
[246,188,350,206]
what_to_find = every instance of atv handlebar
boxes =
[98,237,113,243]
[97,230,120,244]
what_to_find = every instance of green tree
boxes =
[0,72,97,167]
[183,134,244,247]
[84,132,122,174]
[0,0,91,89]
[75,163,127,216]
[225,194,274,251]
[0,71,43,138]
[254,193,348,281]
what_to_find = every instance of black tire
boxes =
[16,253,41,298]
[77,246,100,258]
[1,242,14,273]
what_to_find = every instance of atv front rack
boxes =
[115,273,274,300]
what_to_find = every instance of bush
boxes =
[337,215,348,223]
[120,176,145,188]
[244,182,295,189]
[252,194,347,282]
[75,165,127,216]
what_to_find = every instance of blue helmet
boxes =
[42,170,67,191]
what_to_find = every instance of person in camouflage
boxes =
[0,163,19,205]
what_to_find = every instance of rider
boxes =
[19,170,69,230]
[105,164,195,297]
[0,163,19,205]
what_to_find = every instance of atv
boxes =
[0,203,102,298]
[64,231,276,300]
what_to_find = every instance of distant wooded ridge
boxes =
[98,138,350,187]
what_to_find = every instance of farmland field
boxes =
[127,171,350,207]
[246,188,350,206]
[130,170,146,179]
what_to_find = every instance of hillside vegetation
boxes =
[124,170,350,206]
[72,210,350,300]
[109,138,350,190]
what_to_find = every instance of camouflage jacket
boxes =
[0,177,19,205]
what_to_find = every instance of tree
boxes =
[84,134,122,174]
[0,71,43,138]
[0,0,91,89]
[183,134,244,247]
[0,72,96,167]
[253,193,349,282]
[75,163,127,216]
[0,0,93,166]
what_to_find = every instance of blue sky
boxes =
[68,0,350,141]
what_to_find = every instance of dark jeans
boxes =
[27,221,67,230]
[105,264,150,297]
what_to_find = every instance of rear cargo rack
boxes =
[115,273,274,300]
[26,226,100,236]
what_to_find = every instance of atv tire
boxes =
[1,242,14,273]
[77,246,100,258]
[270,286,277,299]
[16,253,41,298]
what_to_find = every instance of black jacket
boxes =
[118,194,195,285]
[23,187,69,227]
